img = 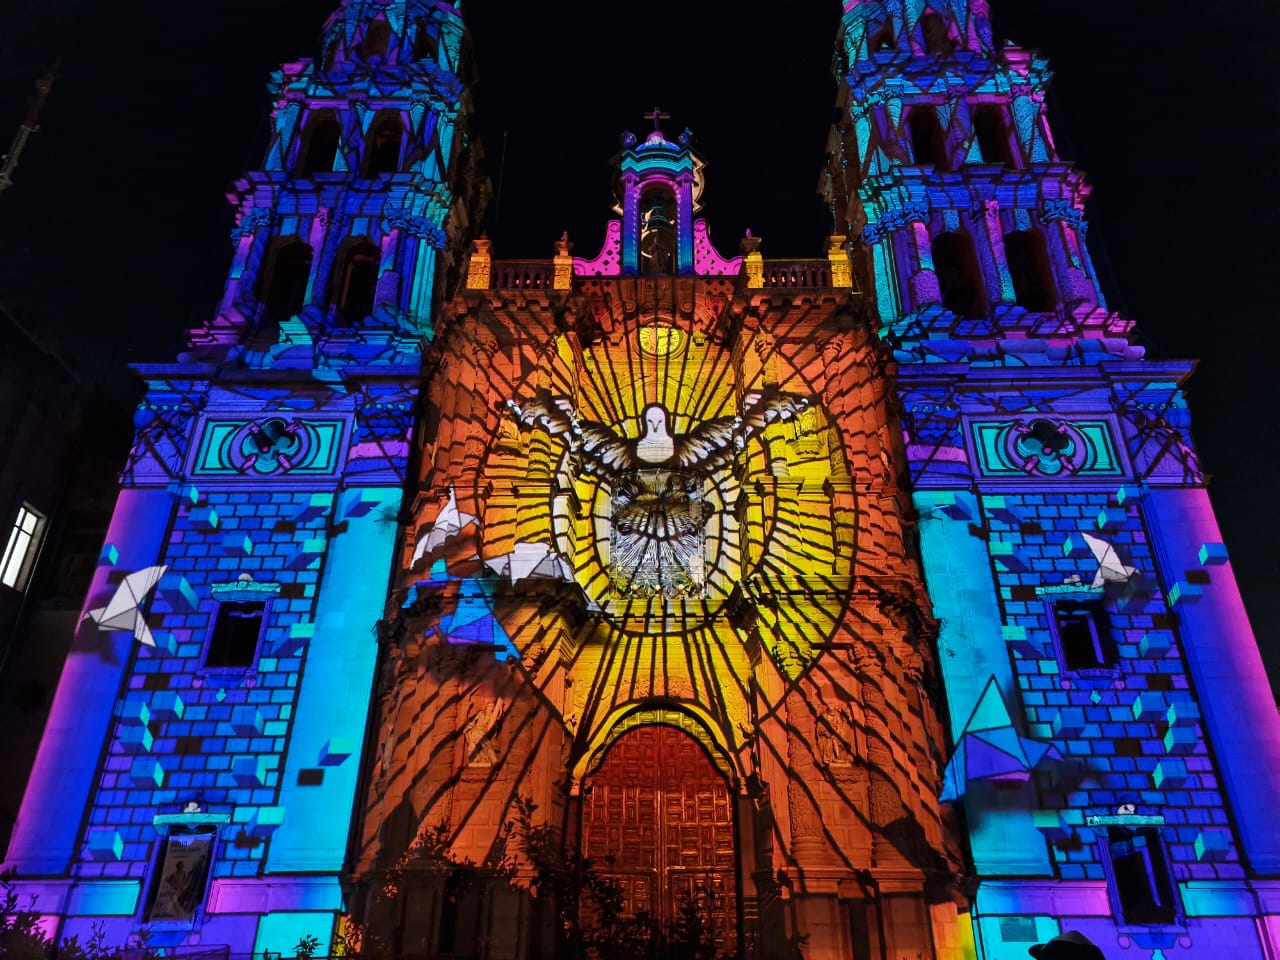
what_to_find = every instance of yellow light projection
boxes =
[353,276,966,960]
[487,311,848,674]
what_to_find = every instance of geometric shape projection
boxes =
[319,738,355,766]
[1080,533,1138,588]
[247,806,286,838]
[129,757,166,788]
[86,828,124,862]
[85,564,169,646]
[940,676,1060,800]
[231,706,264,736]
[1198,542,1229,566]
[232,754,272,787]
[1194,830,1231,862]
[158,572,199,611]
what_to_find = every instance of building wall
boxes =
[2,1,480,954]
[824,0,1280,955]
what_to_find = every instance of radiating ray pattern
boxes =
[351,275,963,952]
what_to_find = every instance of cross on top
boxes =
[644,106,670,133]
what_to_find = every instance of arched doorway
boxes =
[581,723,738,954]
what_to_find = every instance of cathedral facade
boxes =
[5,2,1280,959]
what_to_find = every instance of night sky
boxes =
[1,0,1276,693]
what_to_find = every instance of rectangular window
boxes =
[1049,599,1113,672]
[205,600,266,668]
[1106,826,1178,926]
[144,830,216,923]
[1,503,48,592]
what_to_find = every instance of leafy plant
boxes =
[2,872,159,960]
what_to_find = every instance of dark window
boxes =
[362,20,391,59]
[869,23,895,53]
[322,42,338,71]
[206,600,266,668]
[920,12,953,55]
[364,112,403,176]
[1005,229,1058,311]
[438,879,481,958]
[412,21,437,60]
[1108,827,1178,925]
[909,107,948,169]
[257,239,313,323]
[973,105,1014,166]
[331,238,381,323]
[294,111,341,177]
[932,231,986,317]
[1051,599,1113,671]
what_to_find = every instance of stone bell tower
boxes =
[2,2,483,955]
[349,119,970,959]
[824,1,1280,956]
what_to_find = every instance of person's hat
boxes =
[1028,930,1105,959]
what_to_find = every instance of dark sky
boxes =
[1,0,1277,692]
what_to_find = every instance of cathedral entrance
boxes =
[581,723,738,954]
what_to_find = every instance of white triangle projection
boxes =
[412,487,478,563]
[84,565,168,646]
[484,541,575,584]
[1081,533,1139,589]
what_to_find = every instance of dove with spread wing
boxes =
[84,564,168,646]
[505,388,810,597]
[506,387,810,479]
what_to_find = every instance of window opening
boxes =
[1,503,48,592]
[639,185,677,275]
[1050,599,1113,671]
[932,231,986,317]
[364,113,404,176]
[920,12,953,55]
[1107,826,1178,926]
[973,105,1014,166]
[412,22,437,61]
[145,828,216,923]
[205,600,266,669]
[1005,229,1058,311]
[362,20,392,59]
[437,880,481,957]
[332,239,380,324]
[257,239,313,324]
[869,23,895,53]
[295,111,341,177]
[909,107,949,169]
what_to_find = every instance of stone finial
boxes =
[741,231,764,289]
[466,236,492,290]
[553,232,574,290]
[827,235,856,291]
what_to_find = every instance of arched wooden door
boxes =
[581,723,738,953]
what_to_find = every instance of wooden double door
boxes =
[581,724,738,952]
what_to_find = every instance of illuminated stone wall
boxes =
[825,0,1280,956]
[349,125,970,960]
[2,1,480,955]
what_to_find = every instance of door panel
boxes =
[582,724,737,953]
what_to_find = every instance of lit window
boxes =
[145,828,217,923]
[1,503,48,592]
